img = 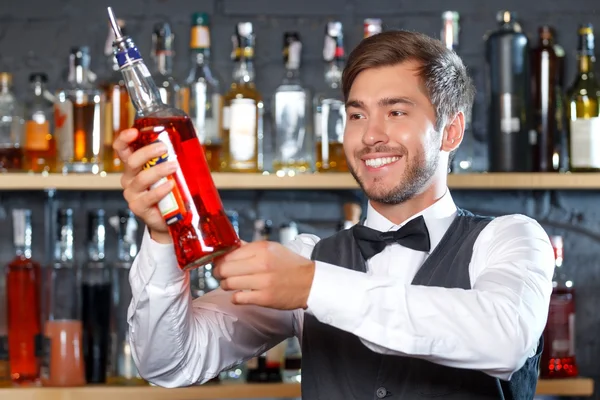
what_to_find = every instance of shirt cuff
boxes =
[305,261,367,332]
[139,227,186,286]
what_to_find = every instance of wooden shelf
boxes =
[0,172,600,191]
[0,379,593,399]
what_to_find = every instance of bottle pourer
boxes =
[106,6,143,69]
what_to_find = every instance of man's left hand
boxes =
[213,241,316,310]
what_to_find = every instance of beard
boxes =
[348,143,439,205]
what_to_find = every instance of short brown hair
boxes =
[342,30,475,133]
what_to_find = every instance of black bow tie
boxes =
[352,215,431,261]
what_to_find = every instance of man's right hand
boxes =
[113,128,178,244]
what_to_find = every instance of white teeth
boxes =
[365,157,400,168]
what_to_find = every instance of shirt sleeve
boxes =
[127,229,318,387]
[305,214,555,381]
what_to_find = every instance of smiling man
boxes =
[115,30,555,399]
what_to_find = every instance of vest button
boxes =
[376,387,388,398]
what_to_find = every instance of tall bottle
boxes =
[485,11,533,172]
[151,22,183,109]
[100,19,132,173]
[82,209,111,384]
[314,22,347,173]
[0,72,23,172]
[55,46,106,174]
[6,209,41,384]
[540,236,579,379]
[107,210,146,385]
[566,23,600,172]
[530,26,560,172]
[184,13,223,172]
[41,208,86,387]
[106,7,240,270]
[23,73,56,173]
[222,22,264,173]
[272,32,312,175]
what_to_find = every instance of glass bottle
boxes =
[183,12,223,172]
[106,210,146,385]
[23,73,56,173]
[41,208,85,387]
[540,235,579,378]
[272,32,312,175]
[55,46,106,174]
[566,23,600,172]
[530,26,560,172]
[6,209,41,385]
[0,72,23,172]
[222,22,264,173]
[100,19,132,173]
[151,22,183,109]
[107,7,241,271]
[82,209,111,384]
[314,22,347,173]
[484,11,533,172]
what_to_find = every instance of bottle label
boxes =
[229,98,257,162]
[55,100,74,162]
[142,129,187,225]
[222,106,231,130]
[570,117,600,168]
[547,293,576,357]
[24,120,50,151]
[191,26,210,49]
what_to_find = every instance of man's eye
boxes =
[390,111,405,117]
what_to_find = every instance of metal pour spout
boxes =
[107,7,123,40]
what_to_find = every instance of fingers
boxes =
[231,290,267,306]
[220,274,268,291]
[113,128,139,164]
[121,142,172,190]
[218,241,271,263]
[125,179,174,218]
[213,255,264,280]
[127,161,178,194]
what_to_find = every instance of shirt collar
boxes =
[364,188,458,253]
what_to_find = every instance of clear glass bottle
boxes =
[566,23,600,172]
[314,22,347,173]
[151,22,183,110]
[0,72,24,172]
[100,19,132,173]
[41,208,85,387]
[106,210,146,385]
[272,32,312,175]
[222,22,264,172]
[183,12,223,172]
[6,209,41,385]
[82,209,111,384]
[23,73,56,173]
[55,46,106,174]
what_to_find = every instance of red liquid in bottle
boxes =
[540,286,579,378]
[131,114,240,270]
[6,257,41,384]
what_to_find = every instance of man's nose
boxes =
[362,119,389,146]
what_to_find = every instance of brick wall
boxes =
[2,0,600,398]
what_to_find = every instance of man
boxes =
[115,30,554,399]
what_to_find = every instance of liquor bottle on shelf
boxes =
[100,18,132,173]
[222,22,264,173]
[151,22,183,110]
[6,209,41,385]
[566,23,600,172]
[41,208,86,387]
[363,18,382,39]
[0,249,8,387]
[183,12,223,172]
[106,7,240,271]
[531,26,560,172]
[272,32,312,175]
[107,210,147,386]
[314,21,347,173]
[337,202,362,231]
[55,46,106,174]
[540,235,579,379]
[485,11,533,172]
[23,73,57,173]
[82,209,111,384]
[0,72,23,172]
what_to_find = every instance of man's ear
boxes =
[441,112,465,152]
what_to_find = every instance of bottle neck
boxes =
[155,52,173,75]
[283,68,300,84]
[13,212,32,259]
[0,83,11,95]
[55,224,74,263]
[121,61,167,115]
[578,54,595,75]
[69,64,91,86]
[32,82,44,97]
[325,60,343,90]
[117,214,138,262]
[233,57,255,84]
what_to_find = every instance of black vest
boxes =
[301,208,542,399]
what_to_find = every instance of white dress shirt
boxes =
[126,189,555,388]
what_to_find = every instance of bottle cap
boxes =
[192,12,210,26]
[283,32,302,69]
[29,72,48,83]
[0,72,12,86]
[538,25,554,41]
[496,10,515,24]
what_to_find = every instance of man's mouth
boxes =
[363,156,401,169]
